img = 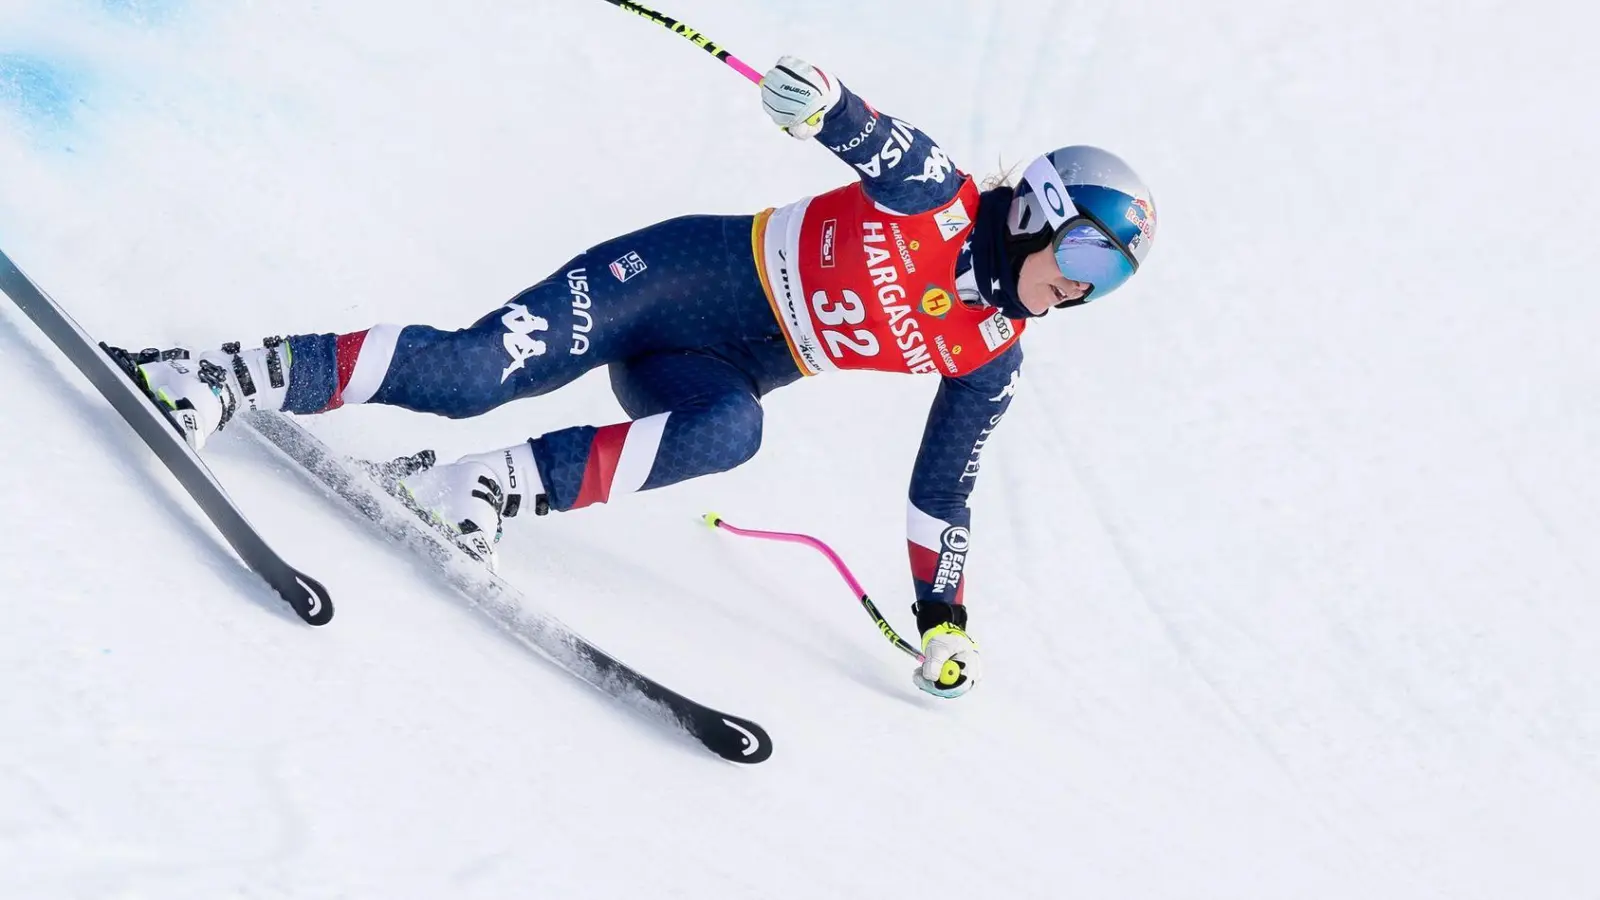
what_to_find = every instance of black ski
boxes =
[242,409,773,764]
[0,248,333,626]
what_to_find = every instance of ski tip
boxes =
[701,512,724,529]
[285,569,335,626]
[699,713,772,764]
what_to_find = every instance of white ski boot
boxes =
[120,339,292,451]
[396,458,506,567]
[130,350,237,450]
[393,442,545,570]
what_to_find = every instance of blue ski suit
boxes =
[278,83,1023,614]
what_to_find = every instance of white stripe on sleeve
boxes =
[906,501,950,552]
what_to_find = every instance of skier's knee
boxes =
[697,391,763,471]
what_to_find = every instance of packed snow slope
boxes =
[4,1,1598,897]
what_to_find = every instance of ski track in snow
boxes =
[3,1,1600,897]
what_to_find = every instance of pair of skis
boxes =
[0,247,771,765]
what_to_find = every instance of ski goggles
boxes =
[1050,218,1136,307]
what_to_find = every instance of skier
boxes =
[125,56,1157,699]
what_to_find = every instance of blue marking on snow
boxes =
[0,54,79,128]
[100,0,186,26]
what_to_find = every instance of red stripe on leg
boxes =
[909,541,966,605]
[572,423,631,509]
[909,542,940,584]
[323,330,369,411]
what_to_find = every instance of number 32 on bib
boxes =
[810,289,880,359]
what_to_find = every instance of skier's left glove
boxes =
[760,55,842,140]
[912,601,983,699]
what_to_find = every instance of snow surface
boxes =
[3,1,1599,896]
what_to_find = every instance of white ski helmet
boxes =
[1007,145,1157,308]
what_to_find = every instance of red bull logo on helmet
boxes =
[1126,198,1155,242]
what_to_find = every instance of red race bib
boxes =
[753,176,1024,377]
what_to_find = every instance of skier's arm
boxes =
[905,343,1024,615]
[760,56,961,216]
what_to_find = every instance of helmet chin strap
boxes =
[970,186,1056,320]
[971,187,1031,320]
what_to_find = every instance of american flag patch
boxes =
[609,251,648,283]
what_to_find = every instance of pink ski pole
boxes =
[702,513,924,661]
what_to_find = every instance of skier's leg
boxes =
[277,212,782,418]
[278,286,593,418]
[434,346,777,525]
[122,278,593,449]
[530,349,769,511]
[128,213,780,447]
[273,213,782,418]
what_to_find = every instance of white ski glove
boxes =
[913,617,983,699]
[760,55,842,140]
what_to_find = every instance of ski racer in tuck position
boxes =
[126,57,1158,699]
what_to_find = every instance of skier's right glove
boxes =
[911,601,983,699]
[760,55,842,140]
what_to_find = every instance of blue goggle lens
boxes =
[1052,221,1135,305]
